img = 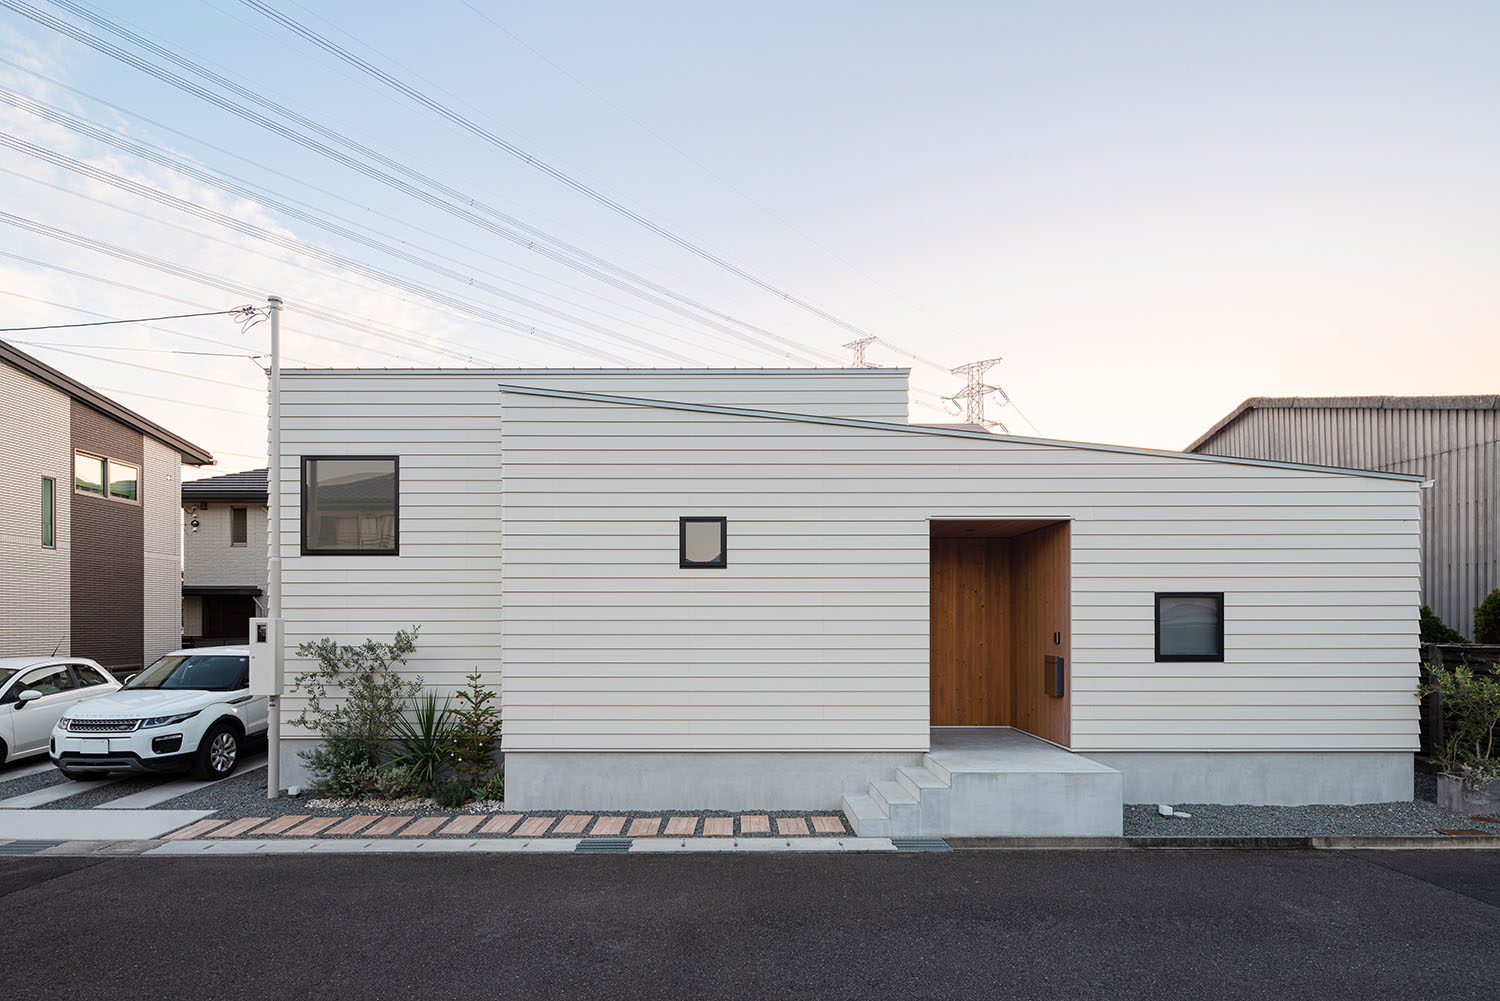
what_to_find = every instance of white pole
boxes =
[266,295,283,799]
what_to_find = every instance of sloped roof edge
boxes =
[1,338,215,465]
[1187,395,1500,453]
[495,383,1424,483]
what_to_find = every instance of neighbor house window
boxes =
[42,477,55,547]
[1155,592,1225,662]
[108,460,139,502]
[74,452,104,495]
[301,456,399,555]
[679,516,727,569]
[231,506,248,547]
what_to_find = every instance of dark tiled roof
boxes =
[0,338,215,464]
[182,467,268,502]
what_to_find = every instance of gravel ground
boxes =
[0,763,70,800]
[1122,800,1500,837]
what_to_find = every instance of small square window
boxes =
[1155,593,1224,662]
[230,506,248,547]
[679,516,727,569]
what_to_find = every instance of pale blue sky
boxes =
[2,1,1496,469]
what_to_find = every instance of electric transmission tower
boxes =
[945,357,1012,432]
[843,337,879,367]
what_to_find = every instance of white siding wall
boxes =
[142,438,182,663]
[275,370,906,734]
[499,394,1422,754]
[0,362,70,656]
[184,503,268,593]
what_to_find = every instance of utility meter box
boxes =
[248,617,283,696]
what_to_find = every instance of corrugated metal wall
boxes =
[1194,399,1499,638]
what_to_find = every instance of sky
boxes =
[1,0,1496,474]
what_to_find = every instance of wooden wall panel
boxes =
[1008,522,1071,746]
[929,537,1010,725]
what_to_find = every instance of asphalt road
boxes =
[3,849,1497,1000]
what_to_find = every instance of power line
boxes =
[17,341,265,392]
[238,0,889,345]
[11,0,840,365]
[0,305,254,333]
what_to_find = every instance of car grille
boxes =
[64,718,140,733]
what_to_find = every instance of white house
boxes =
[272,367,1421,836]
[182,468,269,646]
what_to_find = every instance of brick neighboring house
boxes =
[181,468,268,647]
[0,338,214,675]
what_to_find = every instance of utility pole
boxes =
[945,357,1012,432]
[843,337,879,368]
[266,295,282,799]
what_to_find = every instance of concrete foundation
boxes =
[1086,750,1414,805]
[504,750,924,811]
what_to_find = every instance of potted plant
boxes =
[1420,663,1500,814]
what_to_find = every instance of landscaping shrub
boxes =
[1420,663,1500,778]
[432,777,473,809]
[290,627,422,794]
[444,670,502,788]
[392,689,453,790]
[479,771,505,803]
[1475,588,1500,644]
[1420,605,1466,644]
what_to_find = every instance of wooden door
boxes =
[929,538,1010,725]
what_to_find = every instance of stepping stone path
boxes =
[159,811,849,840]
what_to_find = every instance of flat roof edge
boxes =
[281,367,911,376]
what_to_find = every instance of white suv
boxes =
[0,657,122,767]
[51,646,268,781]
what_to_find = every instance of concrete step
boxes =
[839,793,890,838]
[869,779,922,830]
[896,762,949,801]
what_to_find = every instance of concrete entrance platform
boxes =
[0,809,217,841]
[843,727,1123,838]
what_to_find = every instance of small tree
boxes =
[1475,589,1500,645]
[444,670,502,789]
[290,626,422,772]
[1420,605,1466,644]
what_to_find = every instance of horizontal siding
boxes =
[1197,404,1498,638]
[500,393,1420,754]
[274,370,909,735]
[0,361,70,657]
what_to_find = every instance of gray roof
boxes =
[1188,395,1500,452]
[0,338,214,465]
[493,383,1425,483]
[182,467,268,502]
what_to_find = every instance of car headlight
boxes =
[139,712,199,729]
[58,718,73,731]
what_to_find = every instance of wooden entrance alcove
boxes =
[929,519,1070,746]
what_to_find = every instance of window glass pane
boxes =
[75,453,104,494]
[73,665,108,687]
[231,506,248,545]
[304,458,397,552]
[1158,595,1221,657]
[42,477,54,546]
[18,664,72,694]
[680,518,726,567]
[108,461,139,501]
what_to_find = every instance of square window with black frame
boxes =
[679,516,727,569]
[1155,592,1224,662]
[302,456,399,555]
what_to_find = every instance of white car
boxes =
[0,657,122,768]
[51,646,268,781]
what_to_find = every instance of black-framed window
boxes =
[301,456,399,555]
[1155,592,1225,662]
[679,516,727,569]
[230,506,248,547]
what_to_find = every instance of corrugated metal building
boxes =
[1188,396,1499,639]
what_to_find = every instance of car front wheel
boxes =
[191,723,241,781]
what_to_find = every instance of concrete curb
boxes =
[946,835,1500,850]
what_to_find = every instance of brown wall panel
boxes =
[70,399,145,672]
[929,537,1010,726]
